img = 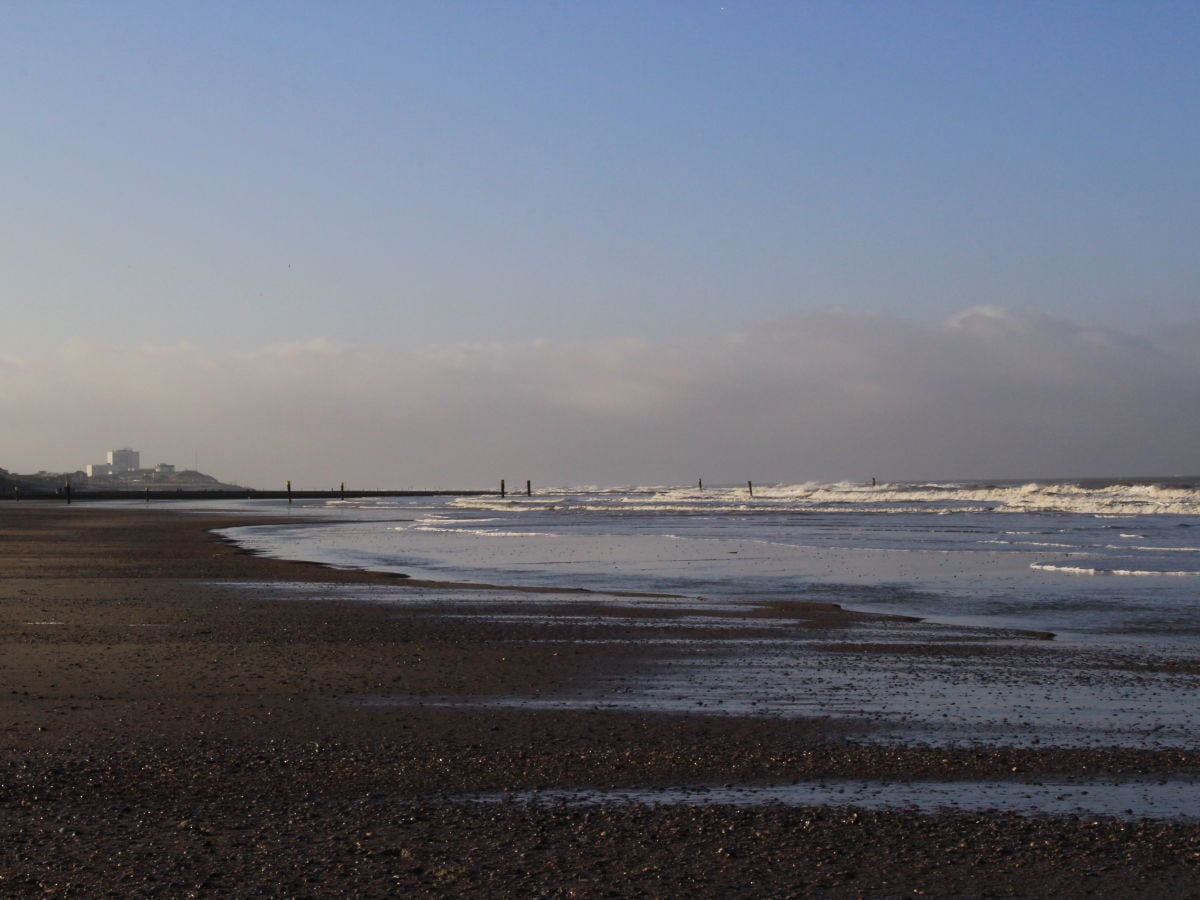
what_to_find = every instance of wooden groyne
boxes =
[2,488,497,503]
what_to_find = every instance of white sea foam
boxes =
[1103,544,1200,552]
[984,539,1076,549]
[1031,563,1101,576]
[1032,562,1200,577]
[1108,570,1200,577]
[214,477,1200,642]
[458,529,552,539]
[448,479,1200,517]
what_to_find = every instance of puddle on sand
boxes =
[235,581,1200,750]
[218,581,746,613]
[531,640,1200,749]
[405,634,1200,750]
[462,777,1200,822]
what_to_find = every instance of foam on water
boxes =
[1032,562,1200,577]
[443,479,1200,517]
[219,479,1200,642]
[204,482,1200,820]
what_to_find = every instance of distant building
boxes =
[81,448,233,489]
[87,448,142,480]
[107,448,140,472]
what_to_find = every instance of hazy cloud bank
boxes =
[3,308,1197,487]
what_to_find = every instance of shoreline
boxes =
[3,504,1200,896]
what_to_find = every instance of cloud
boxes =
[2,308,1197,487]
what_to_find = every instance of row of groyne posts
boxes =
[37,476,872,505]
[496,480,534,499]
[51,481,361,505]
[272,479,761,502]
[49,481,528,504]
[492,479,763,499]
[279,480,760,502]
[490,478,763,498]
[59,478,760,504]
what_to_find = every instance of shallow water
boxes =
[231,580,1200,751]
[214,481,1200,644]
[205,481,1200,757]
[464,777,1200,821]
[185,482,1200,823]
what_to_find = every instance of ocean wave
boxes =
[1031,562,1200,577]
[449,479,1200,517]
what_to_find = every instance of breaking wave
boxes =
[1032,562,1200,577]
[449,478,1200,517]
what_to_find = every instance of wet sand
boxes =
[3,504,1199,897]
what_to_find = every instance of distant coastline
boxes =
[0,479,494,502]
[4,470,1199,502]
[0,467,244,499]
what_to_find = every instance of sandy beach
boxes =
[3,504,1200,897]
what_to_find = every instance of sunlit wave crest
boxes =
[446,479,1200,517]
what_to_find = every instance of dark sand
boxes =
[2,505,1199,897]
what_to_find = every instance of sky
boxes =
[2,1,1198,487]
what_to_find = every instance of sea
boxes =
[204,478,1200,817]
[216,478,1200,645]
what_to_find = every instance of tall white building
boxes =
[107,448,140,472]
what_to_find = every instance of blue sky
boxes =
[3,2,1199,484]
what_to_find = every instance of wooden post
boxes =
[747,480,753,498]
[65,481,71,505]
[698,478,703,491]
[287,479,292,505]
[500,479,506,498]
[340,481,345,500]
[145,487,150,503]
[526,480,532,497]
